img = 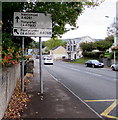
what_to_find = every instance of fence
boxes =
[0,63,21,119]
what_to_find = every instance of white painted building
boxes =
[66,36,95,60]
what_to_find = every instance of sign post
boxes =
[39,37,43,94]
[21,37,25,92]
[13,12,52,93]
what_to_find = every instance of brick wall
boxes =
[0,63,21,119]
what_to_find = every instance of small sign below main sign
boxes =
[13,12,52,37]
[13,28,52,37]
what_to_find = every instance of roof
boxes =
[61,36,95,43]
[51,46,66,51]
[51,46,60,51]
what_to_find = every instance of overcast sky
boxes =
[34,0,117,41]
[61,0,117,40]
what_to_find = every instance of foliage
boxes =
[2,47,22,67]
[3,73,32,119]
[105,35,114,43]
[111,46,118,51]
[110,51,118,60]
[45,38,65,50]
[80,42,96,51]
[80,35,113,53]
[2,1,104,37]
[82,51,104,59]
[2,1,105,66]
[2,2,25,33]
[94,40,112,51]
[70,57,96,64]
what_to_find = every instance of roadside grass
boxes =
[70,57,94,64]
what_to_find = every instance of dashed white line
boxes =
[85,71,102,77]
[70,68,81,71]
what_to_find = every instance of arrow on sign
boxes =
[15,16,20,23]
[14,29,19,34]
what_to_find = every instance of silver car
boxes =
[111,62,118,71]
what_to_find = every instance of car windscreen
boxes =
[91,60,99,63]
[47,58,52,60]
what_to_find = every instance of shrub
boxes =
[82,51,104,59]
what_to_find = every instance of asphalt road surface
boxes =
[41,60,118,119]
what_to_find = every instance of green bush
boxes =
[82,51,104,59]
[109,51,118,60]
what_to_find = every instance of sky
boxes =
[61,0,117,40]
[33,0,117,41]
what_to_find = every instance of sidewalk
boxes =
[21,60,103,119]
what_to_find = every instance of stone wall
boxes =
[0,63,21,119]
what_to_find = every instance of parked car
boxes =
[43,57,53,65]
[111,62,118,71]
[85,60,104,68]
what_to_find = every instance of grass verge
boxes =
[70,57,94,64]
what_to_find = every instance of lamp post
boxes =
[105,16,116,63]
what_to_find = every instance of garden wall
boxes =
[0,63,21,119]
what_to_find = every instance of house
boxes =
[66,36,95,60]
[50,46,67,60]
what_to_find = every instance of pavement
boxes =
[21,60,104,120]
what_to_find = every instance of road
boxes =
[42,60,118,119]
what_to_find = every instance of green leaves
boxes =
[80,36,113,52]
[45,38,64,50]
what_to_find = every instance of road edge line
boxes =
[47,69,103,119]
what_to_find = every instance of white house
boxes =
[66,36,95,60]
[50,46,67,60]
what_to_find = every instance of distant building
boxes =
[50,46,67,60]
[66,36,95,60]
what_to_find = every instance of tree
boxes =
[2,1,105,63]
[80,42,96,51]
[2,2,25,33]
[105,35,114,43]
[2,1,104,37]
[94,40,112,51]
[45,38,64,50]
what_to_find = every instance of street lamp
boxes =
[105,16,116,63]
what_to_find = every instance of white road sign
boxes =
[13,12,52,37]
[13,28,52,37]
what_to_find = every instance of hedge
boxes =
[82,51,105,59]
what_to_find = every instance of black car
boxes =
[85,60,104,68]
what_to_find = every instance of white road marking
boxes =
[70,68,81,71]
[85,71,102,77]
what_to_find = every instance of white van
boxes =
[43,56,53,65]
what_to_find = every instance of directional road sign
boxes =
[13,12,52,37]
[13,28,52,37]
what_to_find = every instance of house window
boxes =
[73,45,76,51]
[68,46,70,51]
[71,46,73,51]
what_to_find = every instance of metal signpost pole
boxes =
[13,12,52,94]
[21,37,24,92]
[39,37,43,94]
